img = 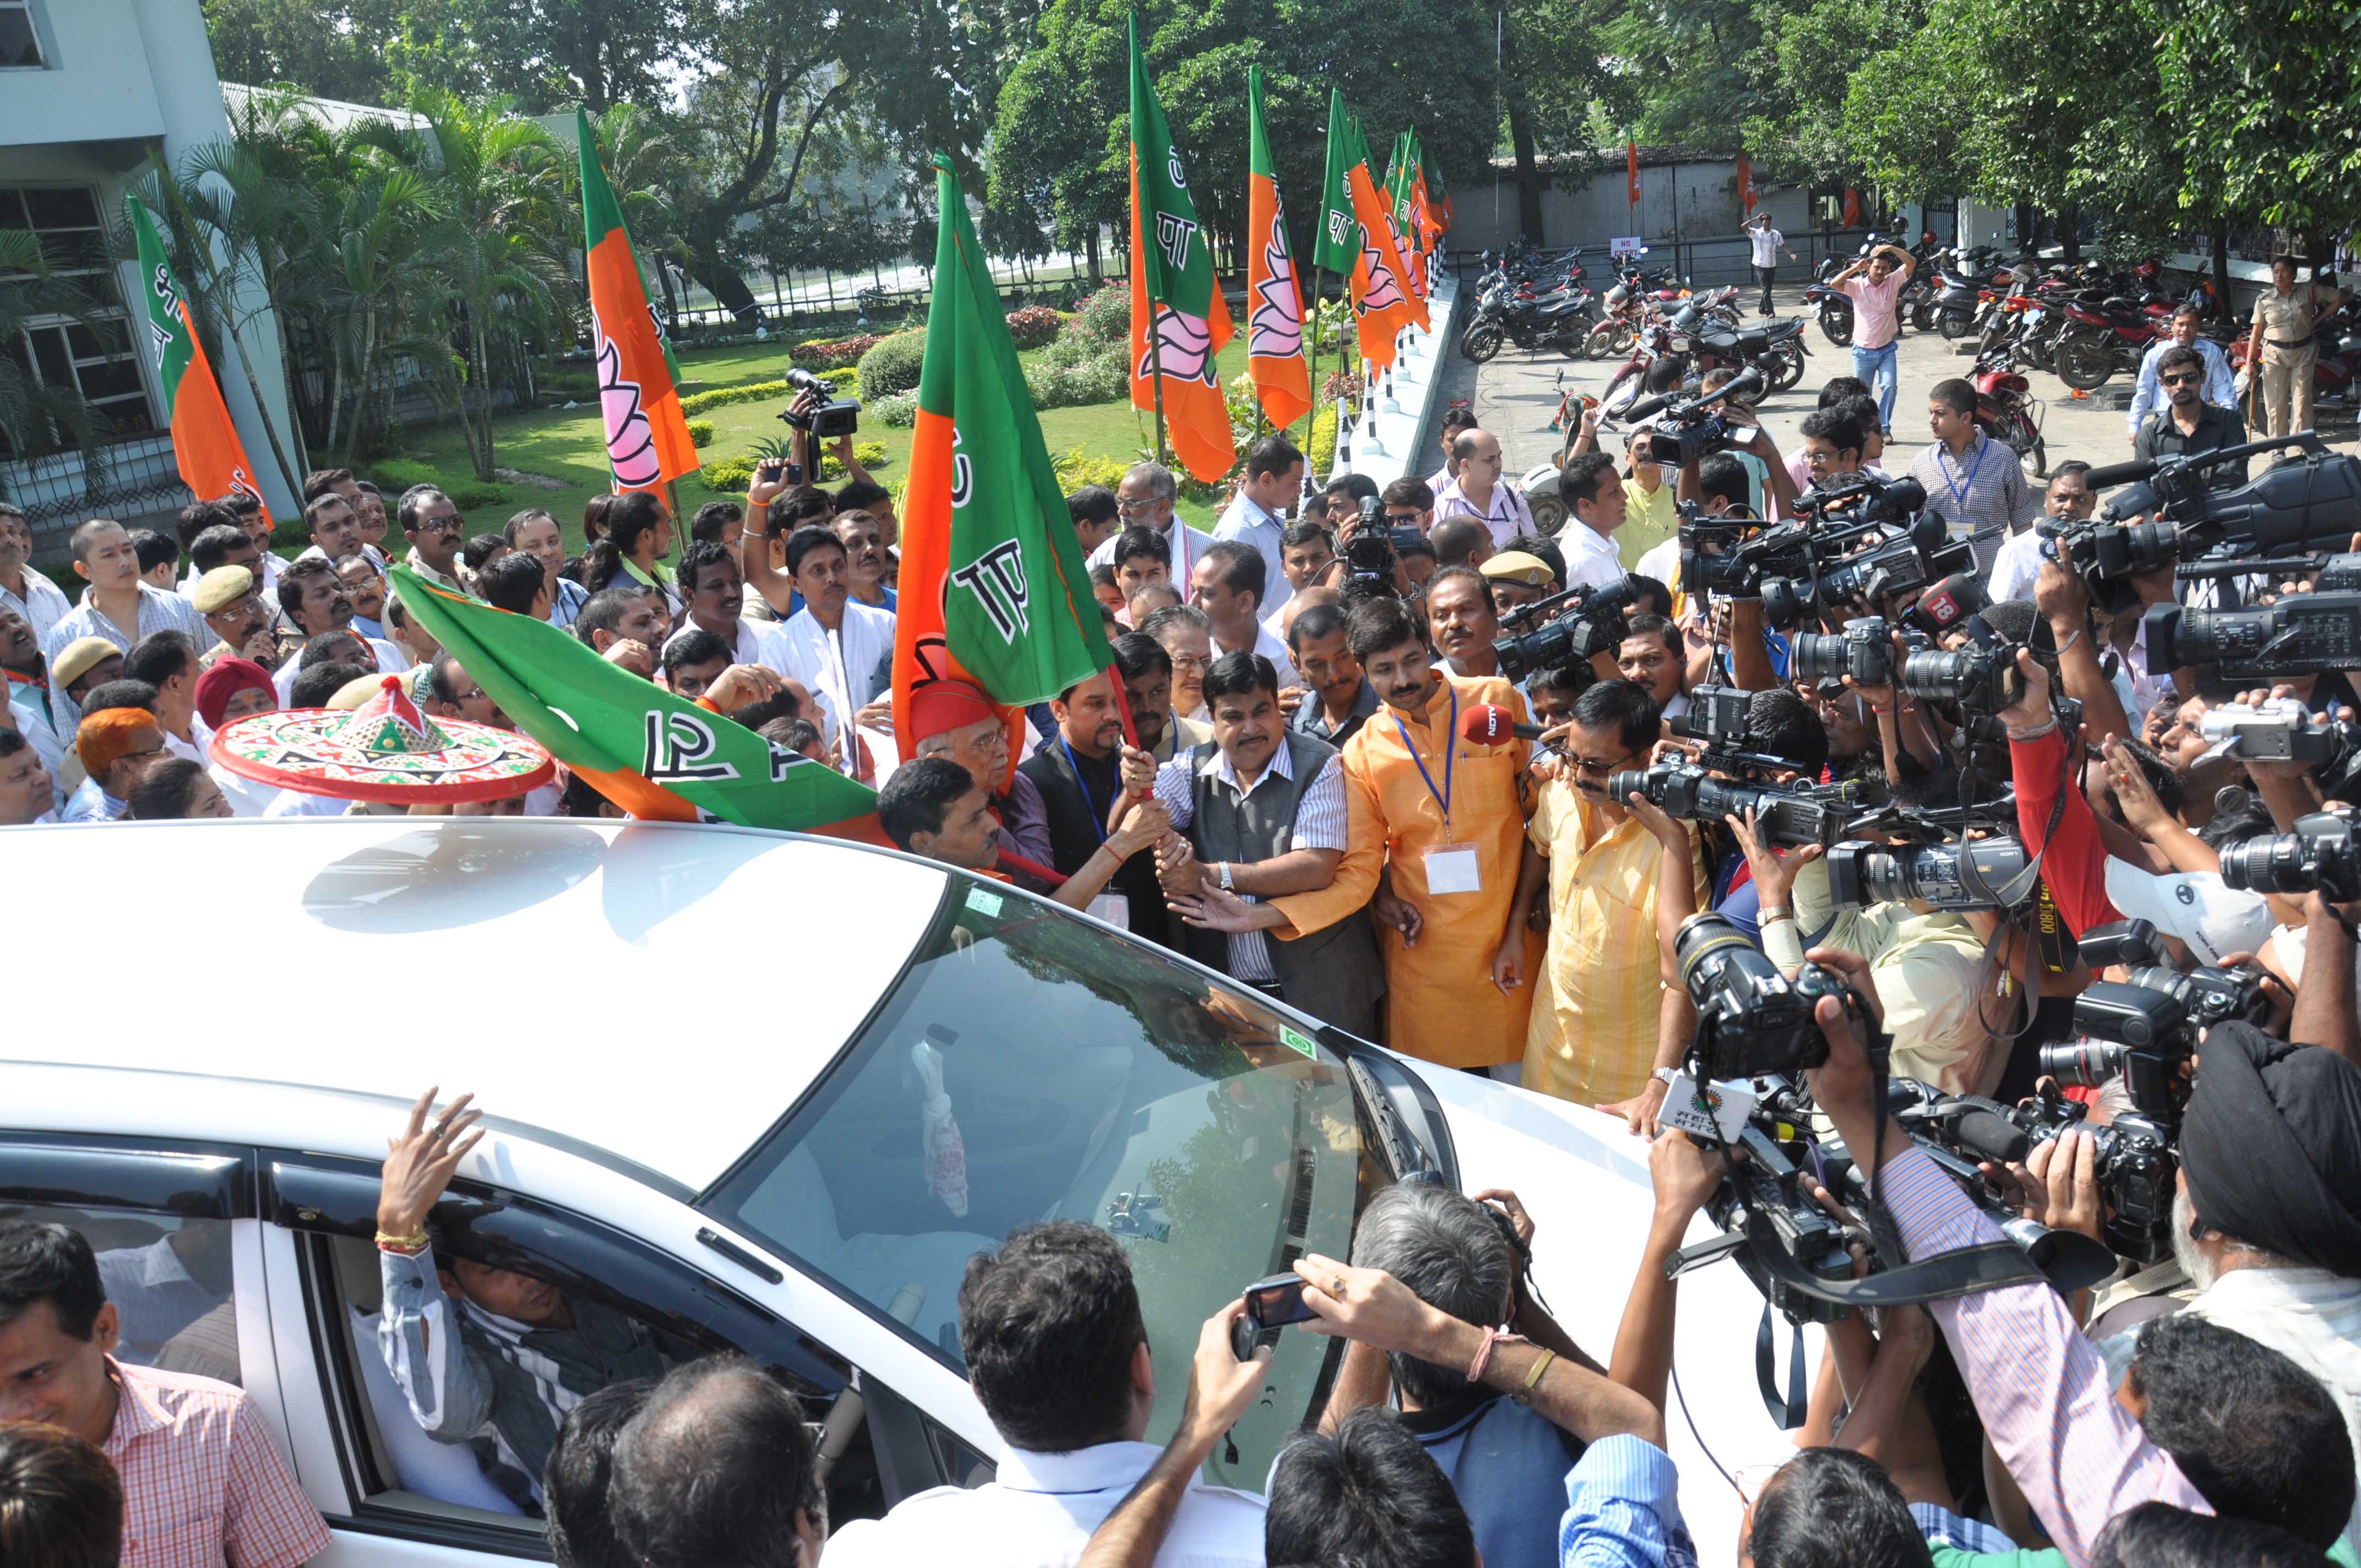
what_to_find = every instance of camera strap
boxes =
[1754,1305,1810,1428]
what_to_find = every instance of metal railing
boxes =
[1,433,192,552]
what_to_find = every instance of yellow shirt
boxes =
[1521,780,1707,1108]
[1620,474,1680,567]
[1270,673,1541,1068]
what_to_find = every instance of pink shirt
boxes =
[1842,269,1908,350]
[102,1359,332,1568]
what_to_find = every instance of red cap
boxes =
[907,679,995,743]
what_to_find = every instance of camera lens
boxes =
[1791,632,1846,683]
[2218,832,2305,895]
[2036,1038,2125,1089]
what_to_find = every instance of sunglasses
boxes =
[2159,372,2201,387]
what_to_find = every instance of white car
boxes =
[1,816,1797,1561]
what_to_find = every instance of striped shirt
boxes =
[100,1358,330,1568]
[1906,434,2036,578]
[1155,740,1347,982]
[1881,1145,2209,1566]
[1557,1434,1699,1567]
[41,584,214,733]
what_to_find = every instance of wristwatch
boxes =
[1217,861,1235,892]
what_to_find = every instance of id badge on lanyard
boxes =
[1398,689,1482,895]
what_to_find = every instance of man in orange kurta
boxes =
[1264,596,1542,1070]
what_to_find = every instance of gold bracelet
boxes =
[375,1229,429,1255]
[1514,1348,1557,1406]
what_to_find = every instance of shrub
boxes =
[1052,447,1129,493]
[817,440,890,482]
[1071,284,1130,346]
[823,366,860,391]
[1307,401,1339,477]
[686,418,716,448]
[367,458,440,494]
[679,378,790,416]
[869,390,918,427]
[447,480,509,511]
[703,455,755,493]
[794,334,883,370]
[856,332,928,401]
[1005,304,1064,349]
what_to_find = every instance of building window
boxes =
[1,185,155,456]
[0,1,42,69]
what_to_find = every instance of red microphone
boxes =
[1460,703,1551,747]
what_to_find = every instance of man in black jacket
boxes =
[1018,668,1174,945]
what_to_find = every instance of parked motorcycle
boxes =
[2053,295,2170,390]
[1970,344,2048,478]
[1459,251,1599,362]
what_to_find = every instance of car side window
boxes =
[0,1204,240,1386]
[269,1157,900,1551]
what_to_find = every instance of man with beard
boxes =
[1287,602,1378,747]
[1149,652,1380,1033]
[270,557,408,704]
[1216,597,1539,1071]
[881,755,1169,915]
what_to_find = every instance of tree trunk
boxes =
[1506,96,1544,246]
[1086,225,1102,286]
[2210,224,2233,325]
[683,239,759,324]
[2059,202,2081,264]
[470,322,497,481]
[2014,201,2035,257]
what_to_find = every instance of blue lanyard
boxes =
[1935,434,1988,514]
[1392,686,1458,841]
[1059,736,1109,844]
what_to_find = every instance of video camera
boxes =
[1825,832,2035,910]
[2048,434,2361,614]
[1609,762,1854,849]
[2194,696,2347,764]
[1622,368,1767,469]
[777,366,861,442]
[1489,575,1636,681]
[1344,495,1426,584]
[2146,591,2361,685]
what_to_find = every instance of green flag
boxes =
[388,567,882,835]
[894,151,1112,738]
[1127,12,1216,318]
[1313,88,1359,276]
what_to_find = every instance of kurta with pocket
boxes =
[1270,673,1541,1067]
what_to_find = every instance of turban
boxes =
[907,679,997,745]
[2182,1022,2361,1278]
[74,707,159,778]
[195,658,275,731]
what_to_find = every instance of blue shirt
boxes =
[1558,1435,1699,1567]
[1711,847,1764,945]
[1407,1393,1586,1568]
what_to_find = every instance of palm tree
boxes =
[0,228,110,494]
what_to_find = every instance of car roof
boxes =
[1,817,946,1193]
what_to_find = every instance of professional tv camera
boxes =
[1622,368,1767,470]
[1606,683,1860,847]
[2146,591,2361,685]
[1824,831,2036,911]
[1344,494,1425,584]
[2047,433,2361,614]
[1489,575,1637,680]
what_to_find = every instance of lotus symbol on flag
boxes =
[1139,305,1217,388]
[595,326,662,489]
[1358,225,1406,313]
[1249,213,1303,360]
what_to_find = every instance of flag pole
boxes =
[1304,263,1326,477]
[1149,313,1169,467]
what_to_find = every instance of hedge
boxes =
[686,418,715,448]
[700,440,890,493]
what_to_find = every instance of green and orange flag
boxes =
[1127,13,1235,482]
[388,566,883,837]
[126,194,270,524]
[1315,94,1423,371]
[577,108,698,496]
[1382,131,1428,306]
[1243,66,1311,433]
[893,153,1113,744]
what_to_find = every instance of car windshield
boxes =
[704,877,1387,1489]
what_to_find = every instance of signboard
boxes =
[1609,236,1646,259]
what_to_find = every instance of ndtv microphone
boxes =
[1460,703,1551,747]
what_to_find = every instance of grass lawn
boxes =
[393,336,1253,546]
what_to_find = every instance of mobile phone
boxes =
[1231,1271,1316,1359]
[756,459,785,480]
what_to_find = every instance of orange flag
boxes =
[1341,118,1424,369]
[1243,67,1312,431]
[1842,188,1862,227]
[1626,141,1641,206]
[127,195,271,524]
[578,109,698,494]
[1127,21,1236,483]
[1736,150,1755,215]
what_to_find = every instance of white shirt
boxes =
[1988,524,2045,603]
[823,1441,1267,1568]
[663,616,849,753]
[1561,519,1626,592]
[1088,519,1216,585]
[3,565,75,643]
[1212,620,1299,691]
[1434,476,1536,547]
[775,600,896,772]
[1634,537,1681,590]
[1748,226,1785,268]
[273,634,411,706]
[1212,492,1292,617]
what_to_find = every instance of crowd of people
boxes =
[5,275,2361,1568]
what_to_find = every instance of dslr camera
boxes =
[1900,619,2025,714]
[1490,576,1636,681]
[2218,811,2361,902]
[1792,617,1903,687]
[1607,763,1851,849]
[777,366,861,442]
[1673,911,1851,1079]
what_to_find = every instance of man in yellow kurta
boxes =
[1512,679,1710,1123]
[1261,596,1543,1070]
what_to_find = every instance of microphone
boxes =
[1461,703,1551,747]
[1951,1109,2031,1167]
[2080,456,2157,491]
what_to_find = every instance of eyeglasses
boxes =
[1168,653,1208,673]
[415,516,465,537]
[2159,372,2201,387]
[1570,750,1638,777]
[1116,496,1160,516]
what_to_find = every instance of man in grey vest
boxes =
[1141,650,1384,1036]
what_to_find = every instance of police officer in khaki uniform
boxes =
[2244,253,2343,442]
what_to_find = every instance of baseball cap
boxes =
[2103,859,2275,966]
